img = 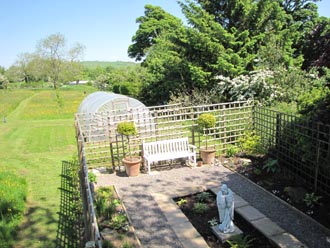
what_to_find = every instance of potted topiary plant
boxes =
[197,113,216,165]
[116,121,141,177]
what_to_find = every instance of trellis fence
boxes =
[75,122,102,248]
[254,106,330,196]
[75,101,330,246]
[75,101,253,172]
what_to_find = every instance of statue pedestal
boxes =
[211,225,243,244]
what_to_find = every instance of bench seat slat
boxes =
[143,137,196,174]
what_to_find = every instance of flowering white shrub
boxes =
[0,74,9,89]
[215,70,281,105]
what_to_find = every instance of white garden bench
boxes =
[142,137,197,174]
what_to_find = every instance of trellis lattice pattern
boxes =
[254,106,330,196]
[75,101,253,171]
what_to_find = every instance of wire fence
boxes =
[253,106,330,196]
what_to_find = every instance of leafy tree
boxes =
[36,33,85,89]
[302,17,330,69]
[128,4,183,61]
[0,66,5,74]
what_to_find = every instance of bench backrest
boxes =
[143,137,190,155]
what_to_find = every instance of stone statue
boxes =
[216,183,235,233]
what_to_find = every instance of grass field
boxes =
[81,60,139,69]
[0,86,96,248]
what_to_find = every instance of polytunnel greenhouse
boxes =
[76,91,155,142]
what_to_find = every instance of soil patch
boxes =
[221,155,330,230]
[174,190,276,248]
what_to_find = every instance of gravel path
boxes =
[97,165,330,248]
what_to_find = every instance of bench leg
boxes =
[148,161,151,175]
[193,153,196,167]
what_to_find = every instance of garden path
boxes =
[97,165,330,248]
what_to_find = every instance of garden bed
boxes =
[174,190,276,248]
[94,185,140,248]
[220,154,330,230]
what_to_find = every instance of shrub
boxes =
[116,121,138,159]
[0,172,27,247]
[116,121,137,137]
[238,131,264,155]
[197,114,216,130]
[193,202,209,214]
[197,113,216,149]
[196,192,212,202]
[226,144,240,157]
[262,159,279,173]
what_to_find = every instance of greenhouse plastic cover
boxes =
[78,91,146,113]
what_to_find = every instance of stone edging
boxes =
[152,184,307,248]
[233,169,330,236]
[111,185,142,247]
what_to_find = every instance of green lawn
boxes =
[0,86,95,248]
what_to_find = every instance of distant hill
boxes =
[81,61,140,69]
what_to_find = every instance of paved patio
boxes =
[96,164,330,248]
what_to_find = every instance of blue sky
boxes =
[0,0,329,68]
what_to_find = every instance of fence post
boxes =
[275,112,282,163]
[314,123,321,192]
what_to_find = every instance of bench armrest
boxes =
[189,144,197,151]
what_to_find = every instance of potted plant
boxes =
[197,113,216,165]
[116,121,141,177]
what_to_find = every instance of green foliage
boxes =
[110,213,128,230]
[226,234,254,248]
[116,122,137,137]
[0,172,27,247]
[0,172,27,219]
[193,202,209,214]
[94,187,117,219]
[262,159,279,173]
[0,74,9,89]
[297,86,330,123]
[128,5,183,61]
[238,131,264,155]
[226,144,240,157]
[196,192,212,202]
[176,198,187,207]
[102,239,114,248]
[122,241,134,248]
[253,168,262,176]
[88,172,97,183]
[127,0,323,105]
[197,113,216,130]
[0,88,95,247]
[81,61,138,69]
[303,193,322,208]
[197,113,216,149]
[207,217,218,226]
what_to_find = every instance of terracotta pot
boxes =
[200,147,216,165]
[197,161,203,167]
[123,156,142,177]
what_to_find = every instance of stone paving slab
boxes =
[235,205,266,221]
[180,236,210,248]
[97,165,330,247]
[270,232,308,248]
[251,217,285,237]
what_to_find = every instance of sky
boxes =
[0,0,329,69]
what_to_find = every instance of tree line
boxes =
[1,0,329,123]
[128,0,329,106]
